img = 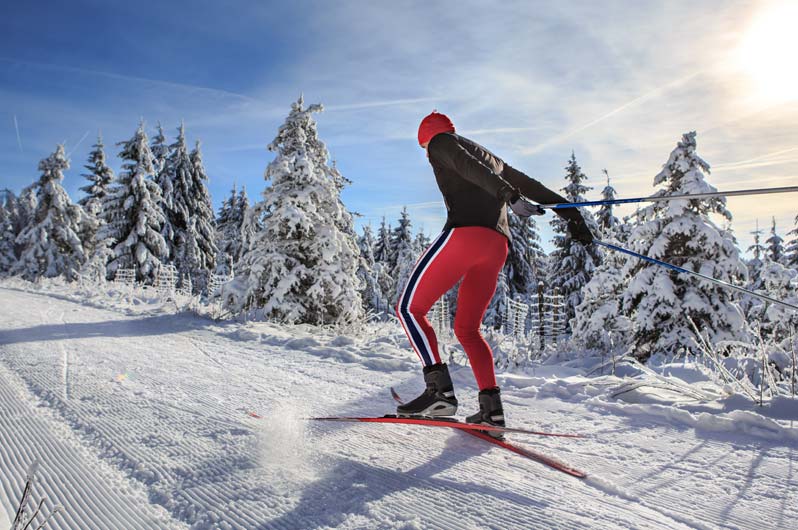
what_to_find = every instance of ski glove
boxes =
[509,196,545,217]
[568,221,594,245]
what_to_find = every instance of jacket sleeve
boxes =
[501,163,588,227]
[428,134,518,203]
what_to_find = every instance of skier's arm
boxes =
[427,133,519,203]
[502,163,594,243]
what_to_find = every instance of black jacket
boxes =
[427,132,588,241]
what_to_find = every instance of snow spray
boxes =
[255,400,320,486]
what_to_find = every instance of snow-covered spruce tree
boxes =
[572,231,632,353]
[373,217,392,263]
[215,184,237,273]
[150,122,169,179]
[390,207,416,305]
[357,224,387,315]
[224,96,363,324]
[596,169,621,239]
[785,213,798,268]
[548,152,601,329]
[99,123,167,283]
[765,217,785,264]
[621,132,750,360]
[159,123,192,263]
[13,145,89,281]
[755,259,798,345]
[413,229,431,255]
[175,140,218,293]
[506,212,546,298]
[742,220,767,316]
[78,134,115,217]
[77,135,115,268]
[216,184,251,274]
[0,191,18,274]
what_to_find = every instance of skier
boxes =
[395,111,593,435]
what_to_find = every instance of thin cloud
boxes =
[522,71,702,156]
[0,56,257,104]
[13,115,23,153]
[325,97,442,112]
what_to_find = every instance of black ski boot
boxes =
[396,363,458,417]
[466,387,506,439]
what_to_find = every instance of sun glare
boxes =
[737,2,798,103]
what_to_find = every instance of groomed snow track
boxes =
[0,286,796,529]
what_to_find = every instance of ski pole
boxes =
[595,240,798,312]
[542,185,798,210]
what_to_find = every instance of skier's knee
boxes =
[454,325,482,344]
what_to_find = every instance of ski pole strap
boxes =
[595,240,798,312]
[542,185,798,210]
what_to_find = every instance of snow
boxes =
[1,282,797,529]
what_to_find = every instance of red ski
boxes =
[384,388,588,479]
[462,429,587,478]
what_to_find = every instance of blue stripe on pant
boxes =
[396,228,453,366]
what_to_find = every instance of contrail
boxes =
[13,115,23,153]
[325,97,441,112]
[0,56,256,104]
[66,130,90,158]
[522,71,701,156]
[713,147,798,172]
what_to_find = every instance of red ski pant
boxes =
[396,226,508,390]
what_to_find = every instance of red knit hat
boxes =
[417,111,455,146]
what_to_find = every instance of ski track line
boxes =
[0,362,186,530]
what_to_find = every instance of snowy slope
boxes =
[0,285,796,529]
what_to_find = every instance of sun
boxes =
[737,2,798,103]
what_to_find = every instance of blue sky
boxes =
[1,0,796,253]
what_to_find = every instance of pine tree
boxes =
[99,122,167,283]
[176,140,218,293]
[572,231,631,353]
[390,207,417,305]
[506,213,545,299]
[785,213,798,268]
[373,217,392,263]
[224,96,363,324]
[357,224,387,314]
[752,259,798,343]
[78,134,115,217]
[13,145,89,281]
[747,220,766,288]
[596,169,621,239]
[215,184,238,273]
[0,190,17,274]
[548,152,601,329]
[621,132,750,359]
[77,135,114,269]
[150,122,169,179]
[159,123,193,263]
[413,229,431,256]
[766,216,785,264]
